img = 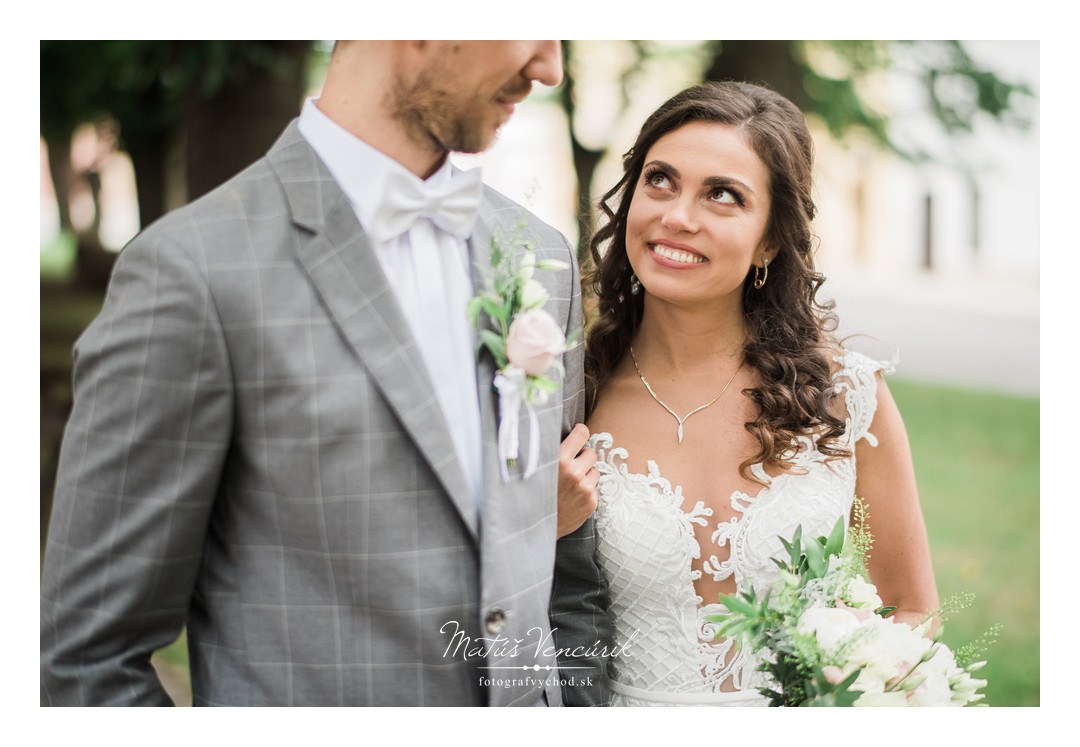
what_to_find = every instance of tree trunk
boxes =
[559,44,605,264]
[571,139,603,264]
[704,41,809,110]
[44,133,73,233]
[183,42,310,202]
[128,133,169,230]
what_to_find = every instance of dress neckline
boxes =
[589,431,777,511]
[589,430,777,607]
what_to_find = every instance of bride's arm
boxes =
[854,375,940,631]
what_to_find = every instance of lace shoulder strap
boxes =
[831,349,897,447]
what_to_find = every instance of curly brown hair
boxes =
[584,80,849,483]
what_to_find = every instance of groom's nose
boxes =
[521,41,563,88]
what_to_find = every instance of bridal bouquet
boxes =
[708,501,998,706]
[467,226,573,479]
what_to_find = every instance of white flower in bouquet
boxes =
[852,691,909,707]
[902,639,988,707]
[797,605,861,652]
[843,575,883,609]
[797,570,988,706]
[709,500,997,707]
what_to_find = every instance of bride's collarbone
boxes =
[595,386,752,450]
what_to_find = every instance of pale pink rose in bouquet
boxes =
[506,309,566,376]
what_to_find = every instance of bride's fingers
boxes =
[583,467,600,491]
[571,468,599,517]
[557,430,600,538]
[559,423,591,461]
[574,446,597,479]
[557,462,599,538]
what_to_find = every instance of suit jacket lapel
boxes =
[267,123,478,539]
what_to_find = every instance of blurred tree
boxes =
[41,41,312,286]
[559,40,1034,260]
[39,41,313,546]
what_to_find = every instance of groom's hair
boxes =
[583,81,850,484]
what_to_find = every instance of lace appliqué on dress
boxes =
[592,350,894,706]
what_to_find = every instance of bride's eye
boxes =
[709,186,744,206]
[643,168,672,190]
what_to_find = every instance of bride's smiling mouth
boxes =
[648,240,708,267]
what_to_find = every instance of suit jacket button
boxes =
[485,609,507,635]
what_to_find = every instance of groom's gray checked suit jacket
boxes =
[40,122,613,706]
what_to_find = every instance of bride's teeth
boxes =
[651,244,704,264]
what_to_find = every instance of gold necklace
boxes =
[629,346,743,445]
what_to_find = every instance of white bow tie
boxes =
[371,167,482,243]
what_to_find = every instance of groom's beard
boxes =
[390,71,522,156]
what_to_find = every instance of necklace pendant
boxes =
[677,422,684,444]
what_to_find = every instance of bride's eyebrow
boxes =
[645,159,676,174]
[704,175,756,196]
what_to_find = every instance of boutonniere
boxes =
[467,228,573,480]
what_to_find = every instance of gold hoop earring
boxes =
[753,258,769,290]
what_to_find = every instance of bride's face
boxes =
[625,121,775,311]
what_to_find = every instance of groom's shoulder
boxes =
[114,152,299,280]
[480,184,571,253]
[124,118,311,254]
[137,156,286,247]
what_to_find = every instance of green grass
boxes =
[155,630,189,670]
[889,378,1039,706]
[40,230,77,282]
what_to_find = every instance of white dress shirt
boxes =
[298,98,485,516]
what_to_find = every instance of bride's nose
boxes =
[659,196,699,233]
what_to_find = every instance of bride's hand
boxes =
[556,424,599,538]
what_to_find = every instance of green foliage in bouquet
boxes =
[707,500,996,707]
[711,518,869,706]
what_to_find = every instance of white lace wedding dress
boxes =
[591,351,893,706]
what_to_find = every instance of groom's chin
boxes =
[457,127,503,156]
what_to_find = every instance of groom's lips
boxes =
[496,83,531,116]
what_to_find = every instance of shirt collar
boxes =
[296,97,455,230]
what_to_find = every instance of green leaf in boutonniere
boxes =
[469,219,580,480]
[478,329,508,369]
[479,296,506,327]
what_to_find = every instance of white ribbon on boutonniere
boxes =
[493,367,539,480]
[467,226,575,481]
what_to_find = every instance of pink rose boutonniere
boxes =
[507,309,566,376]
[467,229,574,480]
